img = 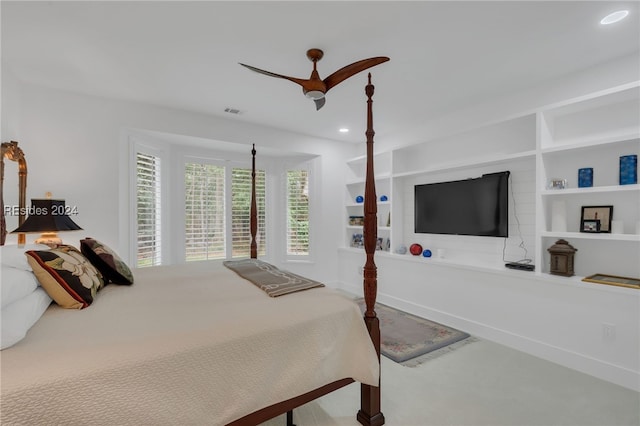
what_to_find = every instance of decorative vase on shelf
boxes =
[619,155,637,185]
[578,168,593,188]
[409,243,422,256]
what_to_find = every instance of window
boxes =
[135,152,162,267]
[129,137,309,266]
[183,162,266,262]
[184,163,225,261]
[286,169,309,256]
[231,167,266,258]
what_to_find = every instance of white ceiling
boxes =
[2,1,639,145]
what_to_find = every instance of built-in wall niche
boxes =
[392,114,536,177]
[540,138,639,189]
[542,191,639,234]
[345,151,391,183]
[398,158,536,268]
[540,85,639,148]
[540,237,639,278]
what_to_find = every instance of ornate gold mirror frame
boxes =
[1,141,27,246]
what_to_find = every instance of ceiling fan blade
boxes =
[323,57,390,92]
[314,97,326,110]
[239,63,309,87]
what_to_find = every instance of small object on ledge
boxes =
[548,178,567,190]
[409,243,423,256]
[582,274,640,289]
[355,195,364,203]
[379,195,388,202]
[348,216,364,226]
[619,154,637,185]
[395,245,407,255]
[505,262,534,271]
[547,239,577,277]
[578,167,593,188]
[422,249,432,258]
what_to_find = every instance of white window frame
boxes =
[282,159,315,263]
[128,138,171,266]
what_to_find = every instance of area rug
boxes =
[356,298,475,367]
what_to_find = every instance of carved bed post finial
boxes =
[250,144,258,259]
[1,141,27,246]
[357,73,385,426]
[362,73,378,318]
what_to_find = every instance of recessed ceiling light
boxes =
[600,10,629,25]
[339,128,349,133]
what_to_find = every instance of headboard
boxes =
[1,141,27,246]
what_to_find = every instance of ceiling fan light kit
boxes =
[240,48,389,110]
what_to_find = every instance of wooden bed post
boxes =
[357,73,385,426]
[250,144,258,259]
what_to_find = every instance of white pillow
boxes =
[0,244,51,271]
[1,267,39,308]
[1,287,52,350]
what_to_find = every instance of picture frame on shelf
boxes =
[580,205,613,233]
[581,219,601,233]
[582,274,640,289]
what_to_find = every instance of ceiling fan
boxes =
[239,49,389,110]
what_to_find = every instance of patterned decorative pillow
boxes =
[25,245,105,309]
[80,238,134,285]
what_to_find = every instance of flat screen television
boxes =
[414,171,510,237]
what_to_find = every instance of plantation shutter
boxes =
[185,163,225,261]
[286,169,309,255]
[231,167,266,257]
[136,152,162,267]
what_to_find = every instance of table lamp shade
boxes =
[12,199,82,234]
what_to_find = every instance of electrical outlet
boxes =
[602,323,616,341]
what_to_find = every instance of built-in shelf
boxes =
[339,247,638,295]
[346,173,391,186]
[346,225,391,230]
[540,184,639,196]
[540,132,639,154]
[343,81,639,279]
[541,231,640,242]
[392,150,536,179]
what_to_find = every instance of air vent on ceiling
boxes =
[224,107,242,115]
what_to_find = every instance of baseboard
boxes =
[338,281,640,392]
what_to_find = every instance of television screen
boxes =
[414,171,509,237]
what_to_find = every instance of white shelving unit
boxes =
[537,83,640,279]
[344,82,640,281]
[345,152,392,251]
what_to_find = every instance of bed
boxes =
[0,75,385,425]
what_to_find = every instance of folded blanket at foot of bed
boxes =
[223,259,324,297]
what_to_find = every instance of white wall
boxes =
[339,249,640,391]
[2,77,352,284]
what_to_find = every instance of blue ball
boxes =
[380,195,388,202]
[422,249,432,257]
[355,195,364,203]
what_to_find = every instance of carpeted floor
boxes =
[355,298,474,366]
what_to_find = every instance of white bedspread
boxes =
[0,260,379,425]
